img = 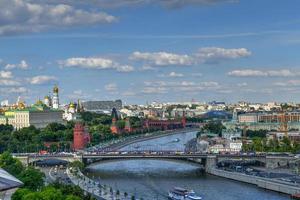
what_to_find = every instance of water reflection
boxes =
[86,131,289,200]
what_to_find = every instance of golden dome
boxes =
[44,95,50,100]
[36,99,43,105]
[53,85,59,93]
[69,102,75,108]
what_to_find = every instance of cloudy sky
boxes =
[1,0,300,104]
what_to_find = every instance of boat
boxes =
[172,138,180,142]
[168,187,202,200]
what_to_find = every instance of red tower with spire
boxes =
[73,122,90,150]
[110,108,119,134]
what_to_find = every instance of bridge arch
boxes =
[83,156,207,168]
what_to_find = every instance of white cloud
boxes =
[142,87,168,94]
[30,0,236,9]
[59,57,134,72]
[116,65,134,72]
[139,65,157,71]
[104,83,118,91]
[0,71,13,79]
[228,69,300,77]
[131,47,250,67]
[27,75,57,85]
[274,80,300,87]
[0,87,28,94]
[130,51,194,66]
[237,82,248,87]
[143,80,220,93]
[5,60,28,70]
[168,72,184,77]
[158,71,184,77]
[0,79,20,86]
[195,47,251,63]
[0,0,116,36]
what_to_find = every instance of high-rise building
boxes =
[52,85,59,109]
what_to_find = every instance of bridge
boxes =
[13,151,297,172]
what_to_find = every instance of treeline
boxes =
[243,136,300,153]
[0,123,74,153]
[197,121,225,137]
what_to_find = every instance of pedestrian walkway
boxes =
[67,167,139,200]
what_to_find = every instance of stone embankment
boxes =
[67,167,140,200]
[209,168,300,195]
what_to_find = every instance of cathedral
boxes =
[44,85,60,109]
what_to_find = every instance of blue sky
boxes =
[1,0,300,104]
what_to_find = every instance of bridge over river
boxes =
[13,151,296,172]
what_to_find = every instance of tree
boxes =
[19,167,45,191]
[0,151,24,176]
[66,195,81,200]
[12,188,31,200]
[40,187,64,200]
[68,161,84,171]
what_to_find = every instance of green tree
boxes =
[12,188,31,200]
[19,167,45,191]
[0,151,24,176]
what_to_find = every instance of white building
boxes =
[52,85,59,109]
[0,101,63,130]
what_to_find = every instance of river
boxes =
[85,131,290,200]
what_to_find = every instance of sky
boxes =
[1,0,300,105]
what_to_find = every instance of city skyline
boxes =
[1,0,300,104]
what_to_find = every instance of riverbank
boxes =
[88,127,198,151]
[111,128,198,150]
[67,167,145,200]
[209,168,300,195]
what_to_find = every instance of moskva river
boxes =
[85,131,289,200]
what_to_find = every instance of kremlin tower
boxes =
[52,85,59,109]
[73,121,90,151]
[110,108,119,134]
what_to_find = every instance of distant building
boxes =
[0,100,63,130]
[82,100,122,113]
[222,129,242,141]
[267,131,300,142]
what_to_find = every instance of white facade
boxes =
[52,93,59,109]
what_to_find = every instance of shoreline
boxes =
[110,128,198,150]
[209,168,300,195]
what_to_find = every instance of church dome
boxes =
[53,85,59,93]
[69,102,75,108]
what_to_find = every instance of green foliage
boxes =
[116,120,125,129]
[0,151,24,176]
[12,182,95,200]
[246,130,268,138]
[11,188,31,200]
[201,121,225,136]
[243,136,300,153]
[80,111,112,125]
[68,161,84,171]
[18,167,45,191]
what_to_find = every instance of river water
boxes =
[85,131,290,200]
